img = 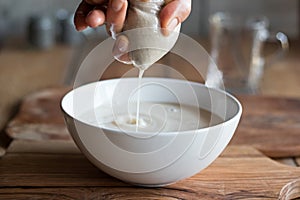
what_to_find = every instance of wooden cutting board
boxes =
[6,87,72,141]
[5,87,300,158]
[231,95,300,158]
[0,141,299,199]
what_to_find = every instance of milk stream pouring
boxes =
[112,0,181,130]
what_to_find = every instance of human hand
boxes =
[74,0,191,64]
[74,0,128,33]
[74,0,191,33]
[160,0,191,33]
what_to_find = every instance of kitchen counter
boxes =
[0,38,300,198]
[0,45,73,133]
[1,38,300,149]
[1,87,300,199]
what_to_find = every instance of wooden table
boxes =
[1,87,300,199]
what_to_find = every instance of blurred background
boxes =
[0,0,298,40]
[0,0,299,135]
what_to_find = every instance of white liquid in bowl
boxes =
[79,102,223,133]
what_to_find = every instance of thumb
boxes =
[160,0,191,31]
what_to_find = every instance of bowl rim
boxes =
[61,77,242,136]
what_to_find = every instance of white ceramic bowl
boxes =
[61,78,242,186]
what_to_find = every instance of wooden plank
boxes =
[0,145,300,199]
[0,153,117,187]
[220,145,264,157]
[0,187,201,200]
[231,95,300,158]
[5,87,71,141]
[7,140,80,154]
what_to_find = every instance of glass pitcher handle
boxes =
[265,31,289,66]
[247,31,289,93]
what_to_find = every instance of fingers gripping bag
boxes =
[113,0,181,70]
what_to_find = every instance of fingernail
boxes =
[87,10,93,17]
[112,0,124,12]
[116,37,128,52]
[86,10,102,27]
[167,18,179,31]
[76,25,87,31]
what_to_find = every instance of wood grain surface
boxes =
[6,87,71,141]
[231,95,300,158]
[3,88,300,199]
[0,142,300,199]
[0,45,73,134]
[5,87,300,158]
